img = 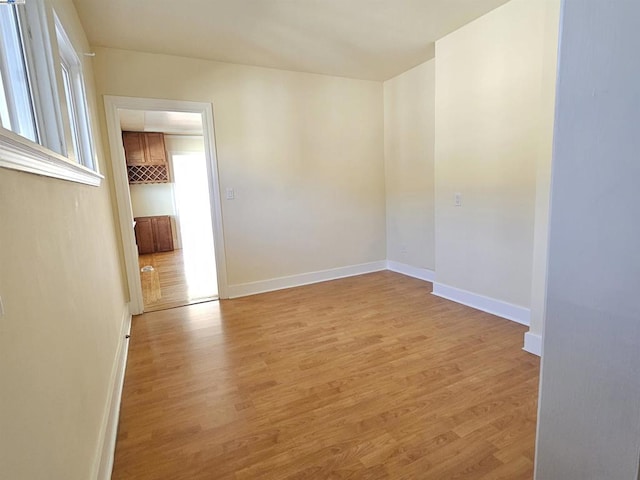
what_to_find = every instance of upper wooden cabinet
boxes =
[144,133,167,164]
[122,132,146,165]
[122,132,167,166]
[122,132,170,184]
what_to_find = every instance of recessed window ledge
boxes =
[0,129,102,186]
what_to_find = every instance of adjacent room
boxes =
[1,1,638,479]
[118,109,219,312]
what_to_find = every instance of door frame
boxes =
[104,96,229,315]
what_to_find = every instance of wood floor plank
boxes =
[112,271,539,479]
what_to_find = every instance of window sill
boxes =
[0,127,102,186]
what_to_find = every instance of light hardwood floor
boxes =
[138,249,217,312]
[112,271,539,479]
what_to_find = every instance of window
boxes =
[0,3,38,142]
[55,13,95,170]
[0,0,101,185]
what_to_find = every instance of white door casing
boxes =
[103,95,229,315]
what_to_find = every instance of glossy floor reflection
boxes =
[139,248,217,312]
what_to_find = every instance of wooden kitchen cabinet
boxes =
[123,132,170,184]
[134,217,155,254]
[153,216,174,252]
[122,132,167,166]
[134,216,174,254]
[144,133,167,164]
[122,132,146,165]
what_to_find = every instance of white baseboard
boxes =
[432,282,531,326]
[523,331,542,356]
[94,304,132,480]
[386,260,435,282]
[227,261,387,298]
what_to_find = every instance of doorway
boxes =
[104,97,228,315]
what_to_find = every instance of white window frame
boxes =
[55,12,96,171]
[0,0,102,186]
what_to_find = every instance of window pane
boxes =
[0,5,37,142]
[0,67,11,129]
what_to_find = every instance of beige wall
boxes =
[434,0,558,309]
[383,60,435,270]
[93,49,387,286]
[0,1,128,479]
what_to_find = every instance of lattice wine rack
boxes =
[127,164,169,184]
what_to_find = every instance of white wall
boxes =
[0,0,128,478]
[164,134,205,155]
[383,60,435,272]
[129,184,176,217]
[434,0,558,312]
[93,49,387,287]
[535,0,640,478]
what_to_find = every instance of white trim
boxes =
[523,331,542,356]
[103,96,230,311]
[103,99,144,314]
[201,103,229,299]
[0,127,102,185]
[432,282,531,326]
[94,305,132,480]
[227,261,387,298]
[386,260,435,282]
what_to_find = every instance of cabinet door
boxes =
[144,133,167,165]
[152,216,174,252]
[134,217,155,254]
[122,132,146,166]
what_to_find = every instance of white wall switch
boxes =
[454,192,462,207]
[225,188,235,200]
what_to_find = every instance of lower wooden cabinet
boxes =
[134,216,174,254]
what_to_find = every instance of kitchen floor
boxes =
[138,249,217,312]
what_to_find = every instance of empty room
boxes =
[1,1,638,480]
